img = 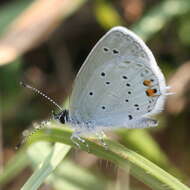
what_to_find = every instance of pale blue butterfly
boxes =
[22,26,170,145]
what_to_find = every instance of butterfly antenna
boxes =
[20,81,63,111]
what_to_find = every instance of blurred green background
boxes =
[0,0,190,189]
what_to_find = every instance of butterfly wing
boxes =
[69,26,167,128]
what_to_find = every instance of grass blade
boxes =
[24,125,190,190]
[21,143,70,190]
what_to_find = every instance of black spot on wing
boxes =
[101,72,106,77]
[113,49,119,54]
[101,106,106,110]
[128,115,133,120]
[103,47,109,52]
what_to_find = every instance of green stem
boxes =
[25,125,190,190]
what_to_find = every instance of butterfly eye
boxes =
[105,81,110,85]
[126,83,130,87]
[122,75,128,79]
[89,92,93,96]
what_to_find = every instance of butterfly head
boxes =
[53,110,69,124]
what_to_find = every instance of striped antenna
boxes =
[20,81,63,111]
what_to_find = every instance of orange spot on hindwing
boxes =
[146,89,157,96]
[143,80,152,87]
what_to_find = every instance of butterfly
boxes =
[21,26,169,146]
[53,26,169,141]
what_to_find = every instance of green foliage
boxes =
[0,0,32,35]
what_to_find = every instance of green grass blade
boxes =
[24,125,190,190]
[21,143,71,190]
[0,140,108,189]
[26,141,108,190]
[49,160,108,190]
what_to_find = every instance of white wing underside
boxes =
[69,27,167,132]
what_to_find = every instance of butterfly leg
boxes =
[71,131,89,150]
[95,131,108,150]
